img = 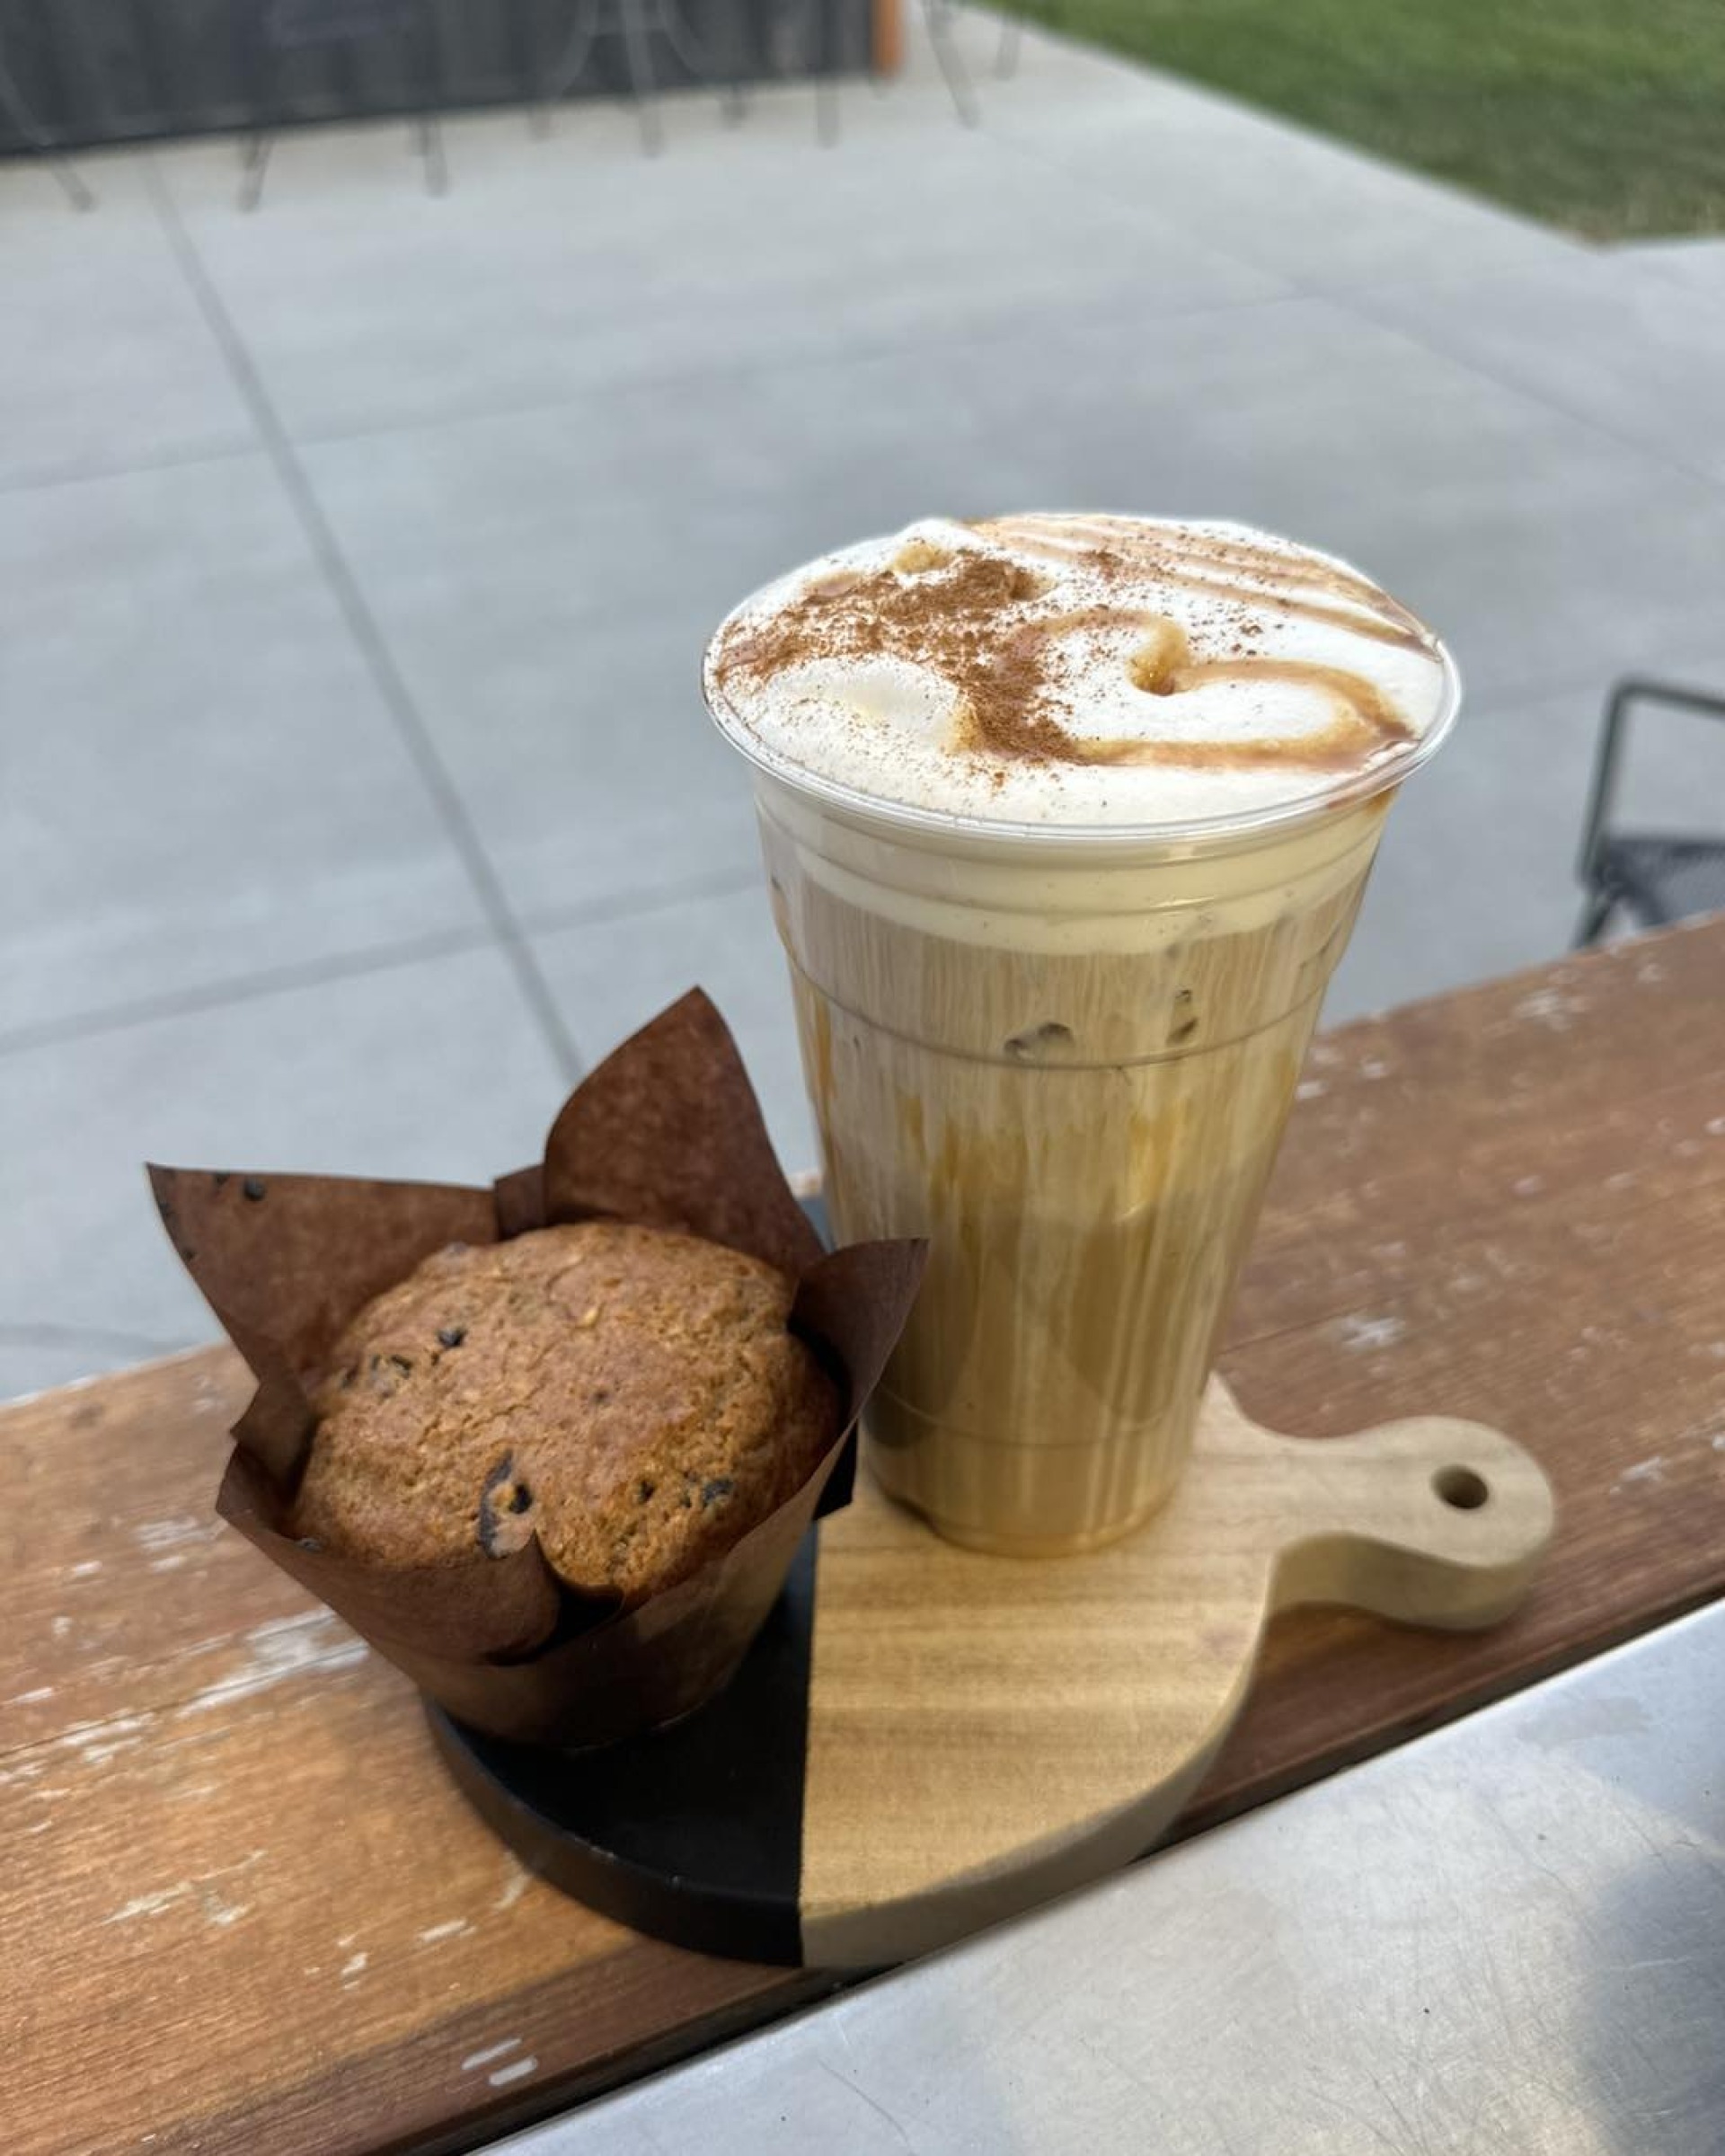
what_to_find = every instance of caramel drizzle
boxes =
[978,514,1432,655]
[714,520,1433,775]
[1026,607,1413,771]
[1091,658,1411,771]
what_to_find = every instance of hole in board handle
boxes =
[1433,1465,1490,1511]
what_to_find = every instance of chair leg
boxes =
[656,0,707,74]
[1573,888,1616,950]
[619,0,663,154]
[237,16,279,211]
[1002,0,1061,71]
[526,3,548,131]
[655,0,738,122]
[815,70,839,144]
[718,0,753,118]
[923,0,979,125]
[717,0,748,123]
[0,51,95,208]
[542,0,606,126]
[416,110,447,193]
[801,0,838,142]
[995,12,1023,78]
[238,128,274,211]
[411,1,447,192]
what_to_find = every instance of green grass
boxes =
[1014,0,1725,240]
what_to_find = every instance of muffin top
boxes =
[291,1220,840,1605]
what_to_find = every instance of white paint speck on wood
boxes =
[417,1919,472,1946]
[133,1516,221,1554]
[494,1857,530,1912]
[176,1611,367,1716]
[1331,1312,1407,1352]
[461,2039,521,2072]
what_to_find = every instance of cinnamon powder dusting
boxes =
[712,523,1428,775]
[720,548,1074,762]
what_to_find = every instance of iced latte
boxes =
[705,516,1456,1553]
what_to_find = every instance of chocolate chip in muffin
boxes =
[477,1454,535,1557]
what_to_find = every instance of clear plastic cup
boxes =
[706,544,1458,1555]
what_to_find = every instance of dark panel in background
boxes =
[0,0,872,152]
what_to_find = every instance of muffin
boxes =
[291,1220,841,1604]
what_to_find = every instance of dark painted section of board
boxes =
[429,1529,819,1965]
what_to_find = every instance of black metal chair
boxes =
[535,0,732,155]
[240,0,446,209]
[1575,678,1725,946]
[535,0,976,155]
[791,0,978,145]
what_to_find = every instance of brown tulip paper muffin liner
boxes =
[148,991,925,1748]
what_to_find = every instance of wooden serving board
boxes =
[434,1380,1552,1968]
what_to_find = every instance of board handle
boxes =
[1257,1412,1556,1630]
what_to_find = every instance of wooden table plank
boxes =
[1199,921,1725,1826]
[5,916,1724,2156]
[2,1352,827,2156]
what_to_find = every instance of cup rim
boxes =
[701,534,1462,857]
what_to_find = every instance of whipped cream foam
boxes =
[704,514,1455,835]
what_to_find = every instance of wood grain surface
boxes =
[799,1385,1552,1967]
[4,917,1724,2155]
